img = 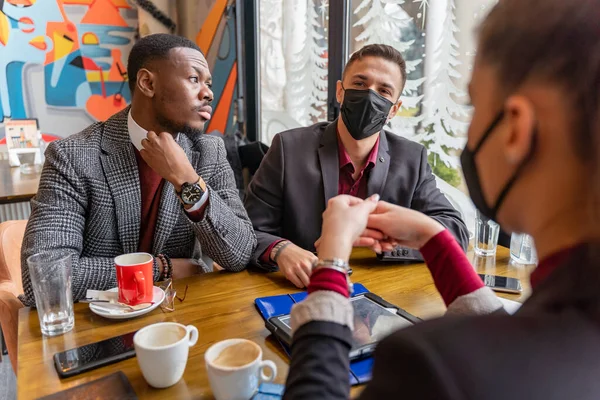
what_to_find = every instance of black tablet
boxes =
[266,292,420,360]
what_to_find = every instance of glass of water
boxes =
[27,252,75,336]
[474,210,500,256]
[17,152,40,175]
[510,233,538,265]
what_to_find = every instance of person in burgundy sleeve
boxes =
[20,34,256,305]
[284,0,600,399]
[244,44,468,288]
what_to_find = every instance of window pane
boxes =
[350,0,497,190]
[258,0,329,145]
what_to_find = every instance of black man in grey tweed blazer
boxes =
[19,106,256,306]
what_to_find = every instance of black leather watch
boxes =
[176,177,205,205]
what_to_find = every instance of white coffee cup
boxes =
[134,322,198,388]
[205,338,277,400]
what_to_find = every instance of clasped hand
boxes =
[315,195,445,262]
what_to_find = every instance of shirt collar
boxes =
[128,111,147,152]
[337,131,380,172]
[530,243,586,289]
[127,111,179,151]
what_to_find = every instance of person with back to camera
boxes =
[283,0,600,398]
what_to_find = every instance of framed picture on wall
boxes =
[4,118,42,168]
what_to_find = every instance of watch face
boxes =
[181,183,203,204]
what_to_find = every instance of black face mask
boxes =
[460,111,537,222]
[340,86,394,140]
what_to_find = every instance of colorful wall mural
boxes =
[0,0,240,142]
[196,0,239,137]
[0,0,136,140]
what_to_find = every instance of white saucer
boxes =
[89,286,165,320]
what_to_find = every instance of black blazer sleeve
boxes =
[358,330,458,400]
[284,321,353,400]
[411,147,469,251]
[244,133,286,269]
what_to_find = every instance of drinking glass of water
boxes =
[474,210,500,256]
[27,252,75,336]
[17,152,40,175]
[510,233,538,265]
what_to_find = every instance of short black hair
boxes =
[127,33,202,94]
[342,44,407,91]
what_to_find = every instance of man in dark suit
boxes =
[244,44,468,288]
[20,34,256,305]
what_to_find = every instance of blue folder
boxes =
[254,283,373,385]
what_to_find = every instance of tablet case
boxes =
[255,283,374,386]
[252,382,285,399]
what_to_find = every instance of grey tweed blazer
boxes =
[20,108,256,306]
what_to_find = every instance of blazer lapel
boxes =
[367,130,390,197]
[318,121,340,204]
[151,135,197,254]
[151,181,180,255]
[100,108,141,254]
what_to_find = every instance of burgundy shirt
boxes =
[260,134,381,263]
[133,148,206,255]
[134,149,165,254]
[337,134,380,199]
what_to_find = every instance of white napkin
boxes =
[85,289,119,302]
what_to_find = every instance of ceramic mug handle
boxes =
[186,325,198,347]
[258,360,277,382]
[133,270,146,301]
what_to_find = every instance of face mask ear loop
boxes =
[473,111,505,153]
[491,128,538,213]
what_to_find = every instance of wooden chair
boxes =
[0,220,26,374]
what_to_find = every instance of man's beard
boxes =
[155,109,205,137]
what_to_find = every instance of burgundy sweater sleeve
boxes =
[420,229,483,306]
[307,268,350,298]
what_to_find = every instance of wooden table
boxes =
[17,246,534,399]
[0,160,41,205]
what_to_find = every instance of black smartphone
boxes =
[478,274,522,294]
[53,331,137,379]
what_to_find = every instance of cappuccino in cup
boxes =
[205,339,277,400]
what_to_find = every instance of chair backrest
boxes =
[0,220,26,296]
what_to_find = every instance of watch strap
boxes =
[177,177,204,205]
[272,240,292,263]
[312,258,350,271]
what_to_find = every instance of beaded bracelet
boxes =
[157,254,173,281]
[163,254,173,280]
[157,254,167,281]
[272,241,292,264]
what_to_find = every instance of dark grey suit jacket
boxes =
[285,244,600,399]
[20,108,256,306]
[244,120,469,266]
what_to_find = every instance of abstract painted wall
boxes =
[0,0,240,142]
[0,0,136,140]
[195,0,239,137]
